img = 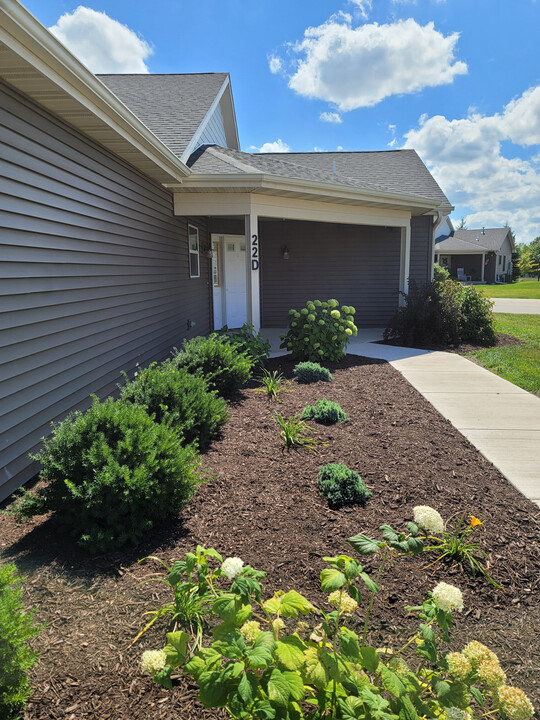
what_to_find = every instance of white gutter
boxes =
[0,0,190,183]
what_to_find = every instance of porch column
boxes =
[245,211,260,331]
[481,253,485,282]
[399,223,411,304]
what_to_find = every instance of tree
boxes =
[456,217,468,230]
[517,247,540,279]
[528,237,540,280]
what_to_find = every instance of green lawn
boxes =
[477,278,540,298]
[464,313,540,395]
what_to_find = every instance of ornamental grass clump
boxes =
[138,529,534,720]
[0,564,40,720]
[119,362,228,450]
[318,462,371,509]
[302,398,348,425]
[274,413,327,452]
[293,361,332,384]
[15,396,200,553]
[254,369,292,401]
[170,333,253,398]
[280,299,357,361]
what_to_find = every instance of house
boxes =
[435,227,515,283]
[0,0,452,501]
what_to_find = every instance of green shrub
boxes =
[280,299,357,362]
[293,361,332,384]
[0,564,40,720]
[302,398,348,425]
[384,280,496,347]
[170,334,253,398]
[433,262,450,284]
[119,363,228,450]
[16,397,200,553]
[218,324,270,368]
[460,285,497,344]
[317,462,371,509]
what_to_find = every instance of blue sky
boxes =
[24,0,540,242]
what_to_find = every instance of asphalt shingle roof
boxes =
[187,145,452,207]
[97,73,228,158]
[435,228,511,253]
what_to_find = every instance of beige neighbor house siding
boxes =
[260,220,401,328]
[0,81,211,501]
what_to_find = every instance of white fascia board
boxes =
[167,172,446,211]
[434,248,491,254]
[0,0,190,182]
[181,77,240,162]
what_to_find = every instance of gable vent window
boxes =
[188,225,200,278]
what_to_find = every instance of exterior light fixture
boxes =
[281,245,289,260]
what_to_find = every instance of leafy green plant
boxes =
[0,564,40,720]
[420,511,500,587]
[119,362,228,450]
[302,399,347,425]
[140,531,534,720]
[274,413,327,452]
[317,462,371,509]
[218,324,271,369]
[254,369,292,402]
[280,299,357,362]
[433,262,451,284]
[460,286,497,345]
[170,334,253,398]
[293,361,332,384]
[15,396,201,553]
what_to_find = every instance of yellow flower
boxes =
[498,686,535,720]
[470,515,483,527]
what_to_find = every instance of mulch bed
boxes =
[1,354,539,718]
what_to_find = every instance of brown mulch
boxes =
[1,355,539,719]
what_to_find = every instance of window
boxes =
[212,240,221,287]
[188,225,200,278]
[503,256,506,271]
[498,255,502,266]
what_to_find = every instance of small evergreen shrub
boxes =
[318,462,371,509]
[16,397,200,553]
[170,334,253,398]
[280,299,357,362]
[120,363,228,450]
[0,564,40,720]
[218,324,270,368]
[302,398,348,425]
[460,285,497,345]
[293,361,332,384]
[433,262,450,284]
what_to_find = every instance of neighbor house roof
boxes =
[98,73,232,160]
[435,228,513,253]
[187,145,452,209]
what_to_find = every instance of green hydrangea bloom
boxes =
[330,310,341,319]
[301,308,308,315]
[319,320,325,326]
[318,349,324,355]
[307,314,316,321]
[345,328,352,336]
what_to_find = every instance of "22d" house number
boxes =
[251,234,259,270]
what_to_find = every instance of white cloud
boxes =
[404,86,540,241]
[268,55,283,74]
[349,0,372,19]
[250,139,291,153]
[49,6,152,73]
[287,17,467,111]
[320,111,343,123]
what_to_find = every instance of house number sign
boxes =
[251,234,259,270]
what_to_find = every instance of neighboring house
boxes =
[0,0,453,500]
[435,215,454,241]
[435,228,515,283]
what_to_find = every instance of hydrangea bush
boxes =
[137,511,534,720]
[280,299,358,362]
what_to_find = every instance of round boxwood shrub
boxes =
[280,299,357,362]
[317,463,371,509]
[0,564,40,720]
[17,396,200,553]
[119,363,228,450]
[302,398,348,425]
[293,361,332,384]
[170,334,253,398]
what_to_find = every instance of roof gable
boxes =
[435,228,512,253]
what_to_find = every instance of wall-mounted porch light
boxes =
[281,245,289,260]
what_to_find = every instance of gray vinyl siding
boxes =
[409,215,434,287]
[197,102,227,149]
[0,81,211,501]
[260,220,400,328]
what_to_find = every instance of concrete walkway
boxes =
[491,298,540,314]
[264,328,540,507]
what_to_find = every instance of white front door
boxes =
[212,235,247,329]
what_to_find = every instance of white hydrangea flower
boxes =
[328,590,358,614]
[498,686,535,720]
[432,582,464,613]
[141,649,167,676]
[413,505,445,534]
[445,708,471,720]
[240,620,261,644]
[446,652,472,681]
[221,556,244,579]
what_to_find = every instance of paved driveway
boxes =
[491,298,540,313]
